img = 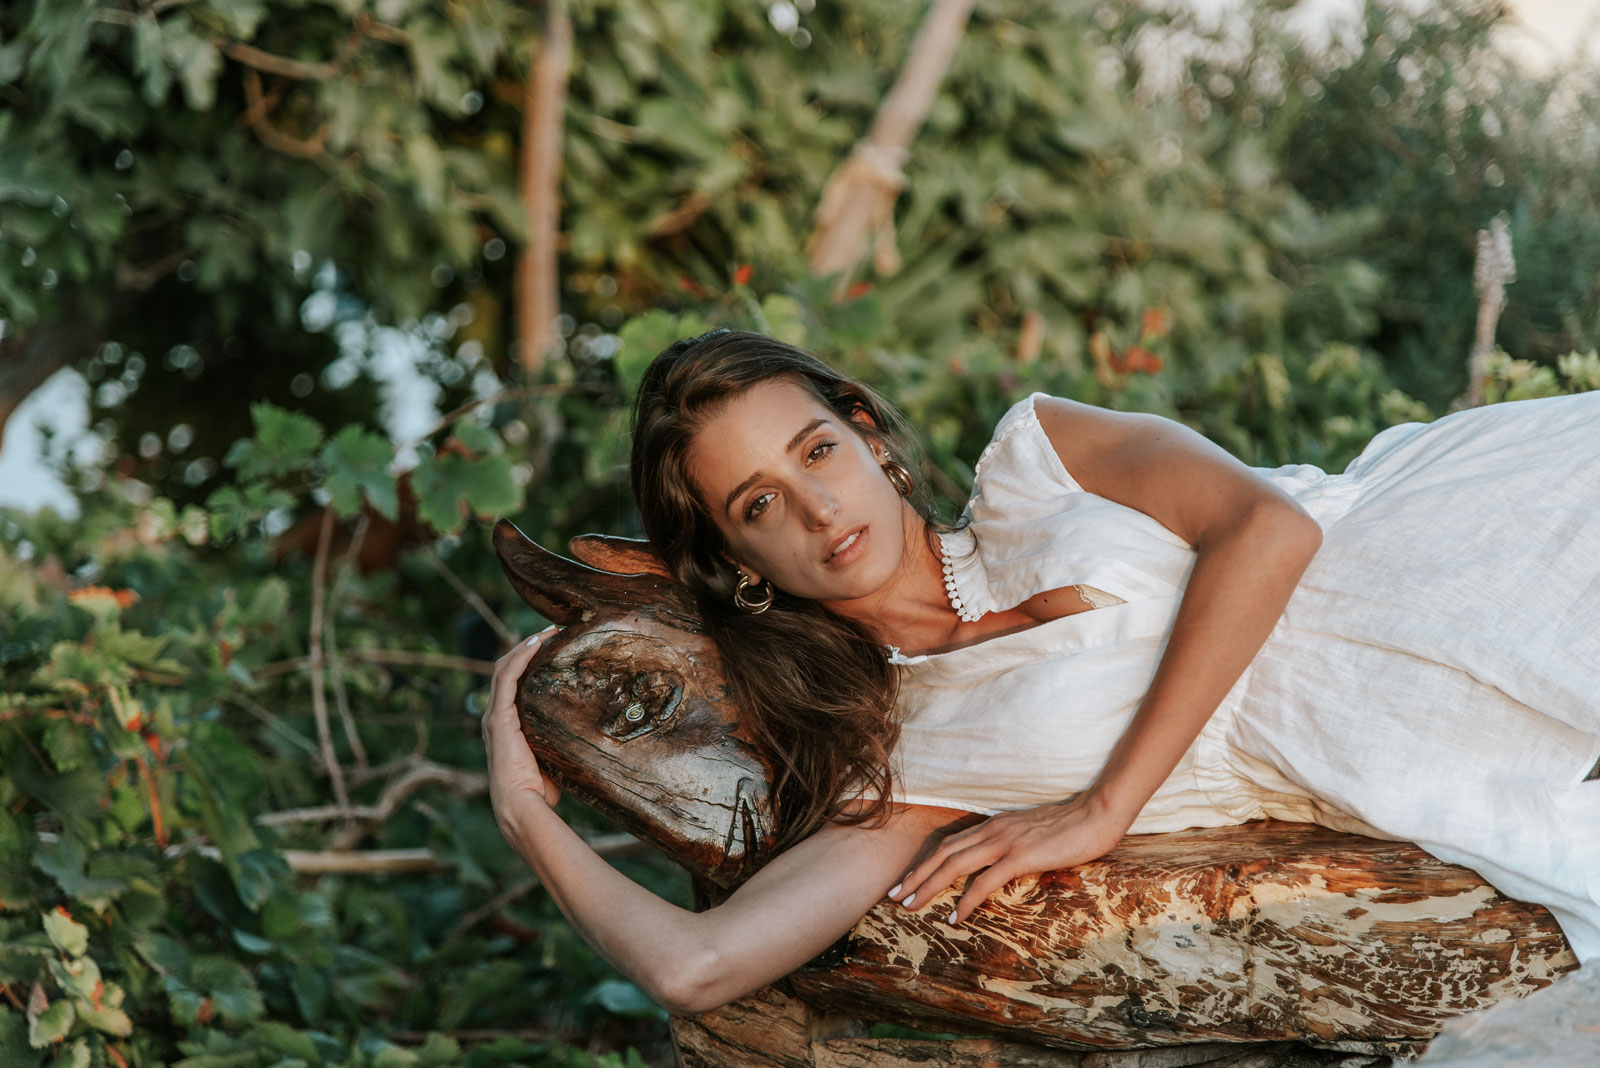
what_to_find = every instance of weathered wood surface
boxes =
[495,525,1577,1053]
[787,821,1575,1052]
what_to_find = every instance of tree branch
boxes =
[326,515,371,770]
[423,545,517,649]
[308,508,350,808]
[240,69,331,159]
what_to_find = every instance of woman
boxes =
[482,329,1600,1014]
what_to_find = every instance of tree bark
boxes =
[516,2,573,372]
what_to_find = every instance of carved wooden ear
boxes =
[493,520,694,627]
[568,533,674,579]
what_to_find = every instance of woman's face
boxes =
[686,378,911,609]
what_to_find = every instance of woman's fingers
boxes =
[892,826,1004,909]
[952,861,1026,925]
[888,800,1126,923]
[484,626,562,815]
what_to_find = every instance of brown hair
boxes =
[629,329,939,848]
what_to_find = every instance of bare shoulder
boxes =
[1031,396,1195,475]
[1029,395,1312,545]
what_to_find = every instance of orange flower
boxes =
[1140,307,1169,341]
[846,281,874,299]
[68,586,139,609]
[732,264,753,286]
[1111,345,1164,375]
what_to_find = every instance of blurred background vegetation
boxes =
[1,0,1597,1065]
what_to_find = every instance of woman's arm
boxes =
[893,398,1323,924]
[484,633,961,1013]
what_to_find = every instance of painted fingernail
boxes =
[524,635,540,647]
[902,894,915,907]
[948,910,958,925]
[887,883,902,899]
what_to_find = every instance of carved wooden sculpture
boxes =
[492,521,1578,1061]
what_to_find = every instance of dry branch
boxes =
[327,515,371,770]
[807,0,977,282]
[240,69,331,159]
[307,509,349,808]
[281,848,444,874]
[327,760,488,850]
[424,546,517,649]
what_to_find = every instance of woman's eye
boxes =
[743,442,837,521]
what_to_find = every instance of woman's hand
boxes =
[888,790,1134,925]
[483,626,563,836]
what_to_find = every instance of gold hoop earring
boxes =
[881,460,914,498]
[734,573,775,614]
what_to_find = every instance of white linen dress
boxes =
[886,390,1600,961]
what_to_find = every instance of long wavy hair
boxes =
[629,329,943,848]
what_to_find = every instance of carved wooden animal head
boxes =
[493,520,778,888]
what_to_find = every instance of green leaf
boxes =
[225,403,325,480]
[133,932,192,981]
[447,418,499,455]
[205,0,269,37]
[409,450,520,535]
[49,1036,89,1068]
[39,721,91,775]
[758,293,808,348]
[26,998,72,1049]
[0,1007,41,1067]
[132,13,170,105]
[248,1021,318,1060]
[162,21,224,111]
[75,1003,131,1039]
[585,979,662,1018]
[190,956,264,1026]
[319,425,398,520]
[41,909,88,958]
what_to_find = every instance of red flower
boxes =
[732,264,753,286]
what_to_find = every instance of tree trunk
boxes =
[516,1,573,373]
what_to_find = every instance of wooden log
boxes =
[498,528,1577,1055]
[788,821,1574,1054]
[671,984,1384,1068]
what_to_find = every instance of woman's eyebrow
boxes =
[722,418,833,516]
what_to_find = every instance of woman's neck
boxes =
[824,503,959,651]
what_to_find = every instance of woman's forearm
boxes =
[496,792,950,1013]
[496,798,719,1010]
[1091,498,1322,822]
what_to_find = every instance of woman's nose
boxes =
[797,485,839,528]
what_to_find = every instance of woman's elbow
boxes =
[641,945,738,1016]
[1256,498,1323,568]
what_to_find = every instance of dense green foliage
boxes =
[2,0,1598,1065]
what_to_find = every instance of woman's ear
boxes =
[848,407,885,459]
[720,551,761,587]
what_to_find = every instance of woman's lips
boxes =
[825,525,869,568]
